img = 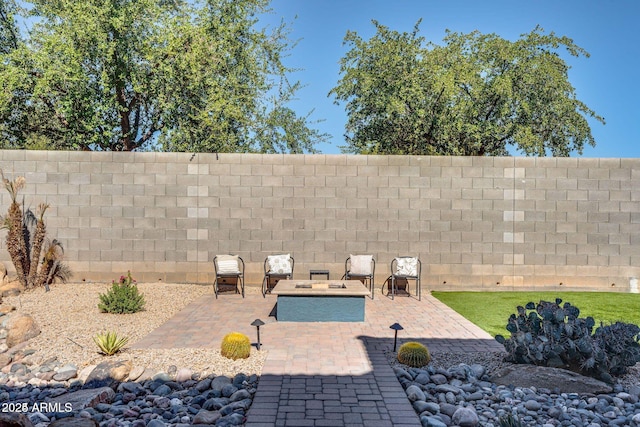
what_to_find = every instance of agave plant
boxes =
[93,331,130,356]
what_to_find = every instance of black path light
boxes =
[390,322,404,352]
[251,319,265,350]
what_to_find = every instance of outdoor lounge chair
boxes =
[389,256,421,301]
[213,254,245,299]
[262,254,294,297]
[344,255,375,299]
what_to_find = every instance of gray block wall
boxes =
[0,150,638,291]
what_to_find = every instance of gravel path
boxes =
[2,282,267,378]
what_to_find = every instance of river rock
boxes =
[53,364,78,381]
[0,352,12,368]
[192,409,222,424]
[175,367,193,382]
[127,365,145,381]
[452,406,479,427]
[406,385,426,402]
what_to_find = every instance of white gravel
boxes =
[2,282,267,378]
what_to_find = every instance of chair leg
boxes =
[213,278,218,299]
[391,277,395,300]
[262,277,267,298]
[371,277,374,300]
[240,277,245,298]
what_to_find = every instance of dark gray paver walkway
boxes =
[134,289,504,426]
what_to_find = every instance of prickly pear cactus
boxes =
[495,298,640,383]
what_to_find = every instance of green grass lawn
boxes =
[431,291,640,338]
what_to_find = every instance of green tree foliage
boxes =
[330,21,605,156]
[0,0,20,55]
[0,0,326,152]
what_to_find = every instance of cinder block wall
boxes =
[0,150,638,291]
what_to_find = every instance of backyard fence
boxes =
[0,150,638,291]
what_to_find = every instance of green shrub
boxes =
[397,342,431,367]
[495,299,640,383]
[98,271,146,314]
[221,332,251,360]
[93,331,129,356]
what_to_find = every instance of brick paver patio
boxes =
[133,289,504,426]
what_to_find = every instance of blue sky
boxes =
[259,0,640,157]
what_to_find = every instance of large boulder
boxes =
[48,387,115,410]
[0,277,23,297]
[5,314,40,348]
[49,419,99,427]
[0,412,35,426]
[489,364,613,394]
[82,360,132,389]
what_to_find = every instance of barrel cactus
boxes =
[221,332,251,360]
[397,342,431,367]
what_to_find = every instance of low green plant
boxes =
[499,413,523,427]
[495,299,640,383]
[397,342,431,367]
[93,331,129,356]
[98,271,146,314]
[221,332,251,360]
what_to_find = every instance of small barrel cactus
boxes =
[221,332,251,360]
[397,341,431,367]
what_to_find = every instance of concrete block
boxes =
[324,154,348,165]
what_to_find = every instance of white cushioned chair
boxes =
[262,254,294,297]
[212,254,245,298]
[344,255,375,299]
[390,256,421,300]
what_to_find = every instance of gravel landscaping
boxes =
[1,282,267,378]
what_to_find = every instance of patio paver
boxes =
[133,289,504,426]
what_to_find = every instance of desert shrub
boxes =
[397,342,431,367]
[93,331,129,356]
[221,332,251,360]
[495,298,640,383]
[0,171,71,289]
[98,271,146,314]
